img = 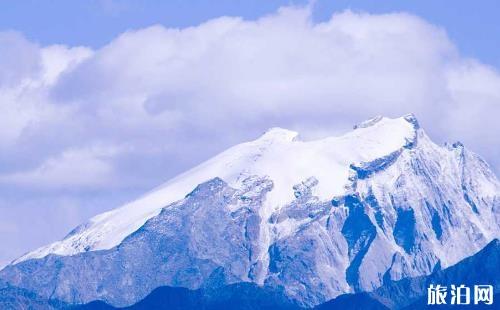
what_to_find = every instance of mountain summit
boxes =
[14,115,419,263]
[1,115,499,308]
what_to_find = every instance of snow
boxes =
[13,115,417,264]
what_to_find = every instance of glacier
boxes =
[1,114,498,308]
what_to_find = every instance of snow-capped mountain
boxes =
[1,115,498,308]
[13,114,420,263]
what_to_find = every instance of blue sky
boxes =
[0,1,499,266]
[1,0,500,68]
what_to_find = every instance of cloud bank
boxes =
[1,6,499,265]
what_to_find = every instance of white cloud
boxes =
[0,31,41,86]
[43,7,498,169]
[0,37,91,149]
[40,45,93,85]
[2,5,499,194]
[0,146,119,190]
[1,6,499,263]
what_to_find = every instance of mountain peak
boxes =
[353,115,384,129]
[258,127,299,142]
[13,115,423,264]
[402,113,420,129]
[354,114,420,131]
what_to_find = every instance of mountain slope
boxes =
[317,239,499,309]
[1,115,498,308]
[76,281,298,310]
[0,279,67,310]
[2,240,497,309]
[315,293,388,310]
